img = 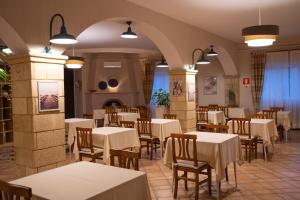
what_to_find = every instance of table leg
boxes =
[160,141,164,158]
[233,162,237,189]
[263,144,267,161]
[285,130,288,143]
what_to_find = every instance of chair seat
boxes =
[79,147,103,155]
[197,122,208,125]
[139,134,159,141]
[239,135,256,141]
[174,160,208,170]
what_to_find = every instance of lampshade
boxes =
[242,25,279,47]
[65,56,84,69]
[196,53,210,65]
[50,25,77,44]
[156,57,168,68]
[2,48,12,54]
[121,21,138,39]
[207,45,218,57]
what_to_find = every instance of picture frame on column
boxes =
[38,81,59,112]
[172,80,183,96]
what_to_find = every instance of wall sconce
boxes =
[45,13,77,53]
[185,45,218,71]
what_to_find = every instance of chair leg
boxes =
[146,142,149,155]
[79,154,82,161]
[150,141,153,160]
[254,141,257,159]
[173,169,178,199]
[184,171,188,190]
[195,173,199,200]
[225,166,229,182]
[208,166,212,196]
[249,143,252,163]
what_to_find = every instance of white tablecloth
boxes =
[163,132,243,181]
[227,119,278,145]
[208,111,225,124]
[277,111,292,130]
[228,107,249,118]
[65,118,95,146]
[11,161,151,200]
[92,127,140,164]
[151,119,182,141]
[104,112,140,126]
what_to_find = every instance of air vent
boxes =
[103,61,121,68]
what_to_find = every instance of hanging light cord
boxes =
[258,7,262,25]
[72,44,75,56]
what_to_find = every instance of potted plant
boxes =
[151,88,169,118]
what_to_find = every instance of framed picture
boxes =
[38,81,59,112]
[203,76,217,95]
[172,80,183,96]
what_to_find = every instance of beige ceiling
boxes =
[127,0,300,42]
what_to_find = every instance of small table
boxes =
[10,161,151,200]
[228,107,249,118]
[92,127,140,164]
[65,118,94,146]
[104,112,140,126]
[164,132,243,199]
[208,111,225,124]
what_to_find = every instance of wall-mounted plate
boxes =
[108,78,118,88]
[98,81,107,90]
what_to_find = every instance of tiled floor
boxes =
[1,130,300,200]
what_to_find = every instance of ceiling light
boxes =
[242,9,279,47]
[206,45,218,57]
[121,21,138,39]
[65,56,84,69]
[156,57,168,68]
[45,13,77,53]
[196,53,210,65]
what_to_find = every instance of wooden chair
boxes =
[252,113,268,119]
[230,118,257,162]
[82,114,93,119]
[129,108,139,113]
[208,104,219,111]
[218,106,229,122]
[76,127,103,162]
[120,105,129,112]
[262,109,278,125]
[120,120,135,128]
[110,149,139,170]
[163,113,177,119]
[203,124,229,133]
[0,179,32,200]
[107,112,120,127]
[171,133,211,199]
[105,106,115,113]
[137,106,149,118]
[198,106,208,111]
[196,108,209,131]
[136,118,160,160]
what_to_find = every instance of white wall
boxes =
[197,59,225,106]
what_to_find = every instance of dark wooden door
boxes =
[64,69,75,118]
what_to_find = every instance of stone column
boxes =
[7,53,67,176]
[169,70,197,133]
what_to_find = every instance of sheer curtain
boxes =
[260,50,300,128]
[150,67,170,117]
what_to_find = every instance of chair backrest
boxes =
[136,118,152,137]
[208,104,219,111]
[198,106,208,111]
[196,109,208,123]
[0,180,32,200]
[129,108,139,113]
[163,114,177,119]
[108,112,119,126]
[252,113,268,119]
[82,114,93,119]
[120,120,135,128]
[171,133,198,167]
[270,107,284,112]
[105,107,115,113]
[262,109,278,125]
[137,106,148,118]
[110,149,139,170]
[120,106,129,112]
[76,127,94,153]
[218,106,229,118]
[203,124,229,133]
[230,118,251,139]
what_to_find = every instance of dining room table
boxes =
[228,107,249,118]
[163,131,243,199]
[150,118,182,156]
[208,110,225,124]
[92,127,140,164]
[10,161,151,200]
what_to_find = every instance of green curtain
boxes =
[251,51,266,111]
